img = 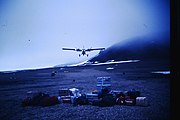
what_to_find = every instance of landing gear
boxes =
[87,54,89,57]
[79,54,81,57]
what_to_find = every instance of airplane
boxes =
[62,47,105,57]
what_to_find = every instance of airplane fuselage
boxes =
[82,50,86,55]
[79,49,88,57]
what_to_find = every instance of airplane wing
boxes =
[62,48,76,51]
[75,48,82,51]
[62,48,82,51]
[86,48,105,51]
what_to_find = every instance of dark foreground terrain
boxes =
[0,60,170,120]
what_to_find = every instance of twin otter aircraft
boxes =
[62,47,105,57]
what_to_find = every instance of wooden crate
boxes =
[96,77,111,91]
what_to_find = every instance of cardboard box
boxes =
[59,89,70,96]
[86,93,99,102]
[136,97,148,106]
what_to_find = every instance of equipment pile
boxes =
[21,77,149,107]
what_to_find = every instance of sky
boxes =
[0,0,170,71]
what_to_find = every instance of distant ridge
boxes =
[89,33,170,63]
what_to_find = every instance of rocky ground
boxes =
[0,60,170,120]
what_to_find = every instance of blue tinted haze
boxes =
[0,0,170,71]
